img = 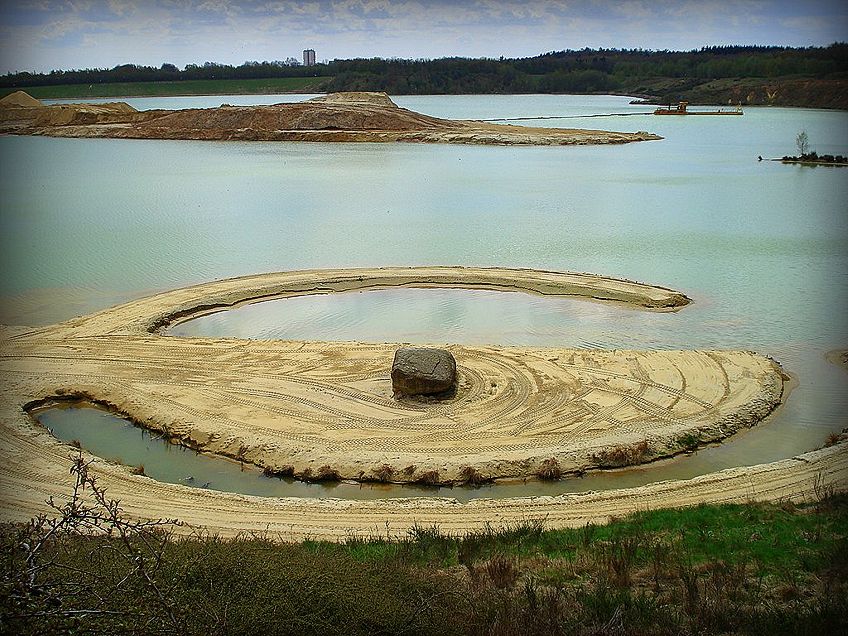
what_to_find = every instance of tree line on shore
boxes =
[2,44,845,96]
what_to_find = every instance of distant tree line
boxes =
[2,44,846,95]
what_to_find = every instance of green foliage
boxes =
[2,43,845,100]
[677,432,700,451]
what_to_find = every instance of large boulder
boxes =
[391,347,456,396]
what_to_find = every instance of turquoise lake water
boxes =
[3,93,847,500]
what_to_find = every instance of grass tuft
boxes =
[480,553,519,588]
[677,432,701,452]
[315,465,341,481]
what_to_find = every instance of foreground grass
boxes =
[1,458,846,634]
[0,77,332,100]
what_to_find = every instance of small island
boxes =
[780,152,848,166]
[0,90,661,146]
[776,130,848,166]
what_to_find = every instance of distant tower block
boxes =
[303,49,316,66]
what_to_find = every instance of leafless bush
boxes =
[824,432,846,447]
[0,452,182,632]
[459,466,492,486]
[536,457,562,481]
[594,439,651,467]
[414,470,440,486]
[372,464,395,483]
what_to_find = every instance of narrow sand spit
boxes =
[1,266,843,539]
[0,91,662,146]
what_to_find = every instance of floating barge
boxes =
[654,101,743,115]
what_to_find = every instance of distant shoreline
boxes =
[43,90,324,101]
[3,77,846,110]
[0,77,332,101]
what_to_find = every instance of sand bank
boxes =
[0,266,827,538]
[0,91,661,146]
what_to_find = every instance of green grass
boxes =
[327,501,845,576]
[2,456,846,635]
[0,76,332,100]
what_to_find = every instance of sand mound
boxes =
[0,91,44,108]
[309,91,399,107]
[34,102,138,126]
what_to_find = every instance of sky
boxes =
[0,0,846,74]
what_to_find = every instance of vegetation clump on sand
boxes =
[536,457,563,481]
[593,439,652,467]
[2,455,845,635]
[780,151,848,165]
[780,130,848,166]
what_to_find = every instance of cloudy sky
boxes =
[1,0,846,74]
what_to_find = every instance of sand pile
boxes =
[0,91,44,108]
[33,102,139,126]
[309,91,397,106]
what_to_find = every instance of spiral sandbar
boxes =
[1,266,841,539]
